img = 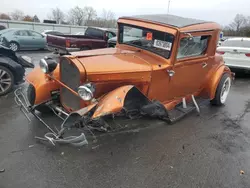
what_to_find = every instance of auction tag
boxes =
[146,32,153,40]
[153,39,172,51]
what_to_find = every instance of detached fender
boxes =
[207,65,232,100]
[26,67,60,104]
[92,85,150,119]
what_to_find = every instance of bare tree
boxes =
[246,16,250,26]
[68,6,85,26]
[229,14,247,32]
[99,9,116,28]
[83,6,97,25]
[11,10,24,21]
[0,13,11,20]
[23,15,33,22]
[101,9,115,22]
[49,8,65,24]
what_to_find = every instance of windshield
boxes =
[118,24,174,59]
[0,29,14,35]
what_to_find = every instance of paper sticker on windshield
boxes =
[153,39,172,51]
[146,32,153,40]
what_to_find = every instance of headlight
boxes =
[39,59,49,73]
[78,83,95,101]
[39,57,57,74]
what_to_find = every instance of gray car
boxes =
[0,28,46,52]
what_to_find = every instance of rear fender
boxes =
[92,85,150,119]
[26,67,60,104]
[207,65,232,100]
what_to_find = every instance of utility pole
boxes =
[167,0,171,14]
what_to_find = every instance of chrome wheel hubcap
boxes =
[0,69,12,94]
[220,77,231,104]
[9,43,18,51]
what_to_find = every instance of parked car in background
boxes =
[0,25,6,31]
[16,14,233,145]
[41,30,64,37]
[47,27,116,55]
[217,37,250,71]
[0,44,34,96]
[0,28,46,52]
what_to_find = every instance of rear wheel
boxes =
[0,66,14,96]
[211,73,231,106]
[27,84,51,113]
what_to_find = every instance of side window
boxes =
[15,30,30,36]
[107,32,115,39]
[29,31,43,37]
[177,36,210,59]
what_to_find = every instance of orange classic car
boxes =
[15,14,234,145]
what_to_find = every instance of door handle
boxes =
[167,70,175,77]
[202,63,207,68]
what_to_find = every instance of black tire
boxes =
[0,65,14,96]
[27,84,51,113]
[9,42,19,52]
[210,73,231,106]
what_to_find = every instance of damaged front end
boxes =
[14,85,169,147]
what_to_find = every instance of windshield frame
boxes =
[118,23,175,59]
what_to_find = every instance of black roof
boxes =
[120,14,210,28]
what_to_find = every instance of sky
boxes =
[1,0,250,26]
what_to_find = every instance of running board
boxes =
[167,96,209,123]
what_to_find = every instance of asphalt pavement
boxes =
[1,51,250,188]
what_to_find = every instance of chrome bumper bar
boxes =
[14,87,89,147]
[14,88,32,121]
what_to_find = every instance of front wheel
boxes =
[9,42,19,52]
[0,66,14,96]
[211,73,231,106]
[27,84,51,113]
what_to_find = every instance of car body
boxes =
[217,37,250,71]
[0,28,46,52]
[0,44,34,96]
[47,27,116,55]
[74,32,85,35]
[15,14,233,145]
[41,30,64,37]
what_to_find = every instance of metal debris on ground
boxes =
[0,169,5,173]
[91,145,100,150]
[240,170,245,175]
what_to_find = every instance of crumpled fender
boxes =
[26,67,60,104]
[92,85,134,119]
[92,85,150,119]
[207,65,232,100]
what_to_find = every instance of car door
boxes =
[13,30,33,49]
[170,34,211,98]
[28,30,46,49]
